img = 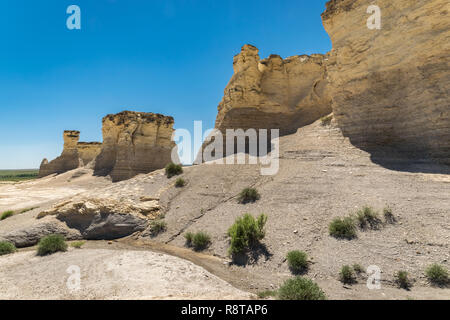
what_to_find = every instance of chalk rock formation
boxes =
[215,44,332,136]
[322,0,450,164]
[77,142,102,166]
[94,111,177,182]
[39,131,102,177]
[39,131,82,177]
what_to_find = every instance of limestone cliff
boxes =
[39,131,82,177]
[39,131,102,177]
[215,44,332,136]
[322,0,450,164]
[77,142,102,166]
[93,111,177,182]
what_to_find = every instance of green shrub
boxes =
[425,264,449,286]
[184,232,194,246]
[278,277,326,300]
[149,220,167,236]
[257,290,277,299]
[329,217,356,239]
[352,264,364,274]
[383,207,396,224]
[165,163,183,178]
[70,241,85,249]
[1,210,14,220]
[395,270,411,289]
[320,114,333,126]
[227,213,267,255]
[192,232,211,251]
[175,177,186,187]
[0,241,17,255]
[37,234,68,256]
[237,188,260,204]
[355,206,381,229]
[339,265,356,284]
[287,250,308,274]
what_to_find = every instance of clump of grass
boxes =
[339,265,356,284]
[352,264,365,274]
[1,210,14,220]
[185,231,211,251]
[20,207,39,214]
[149,220,167,237]
[395,270,411,289]
[165,163,183,178]
[237,188,260,204]
[320,114,333,126]
[286,250,308,274]
[383,207,396,224]
[355,206,382,230]
[278,277,326,300]
[37,234,68,256]
[425,264,449,286]
[0,241,17,255]
[227,213,267,256]
[329,217,356,239]
[257,290,277,299]
[175,177,186,187]
[70,241,85,249]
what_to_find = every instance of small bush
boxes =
[0,241,16,255]
[37,234,68,256]
[149,220,167,237]
[320,114,333,126]
[257,290,277,299]
[383,207,396,224]
[355,206,382,230]
[339,265,356,284]
[425,264,449,286]
[329,217,356,239]
[227,213,267,255]
[238,188,260,204]
[1,210,14,220]
[192,232,211,251]
[165,163,183,178]
[395,271,411,289]
[175,177,186,187]
[352,264,364,274]
[287,250,308,274]
[278,277,326,300]
[70,241,85,249]
[184,232,194,246]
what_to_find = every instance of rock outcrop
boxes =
[77,142,102,166]
[215,44,332,136]
[94,111,177,182]
[322,0,450,164]
[39,131,102,177]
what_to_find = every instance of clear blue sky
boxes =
[0,0,331,169]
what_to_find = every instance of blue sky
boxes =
[0,0,331,169]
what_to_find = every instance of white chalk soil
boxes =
[0,247,252,300]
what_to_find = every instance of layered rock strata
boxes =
[215,44,332,136]
[94,111,177,182]
[322,0,450,164]
[39,131,102,177]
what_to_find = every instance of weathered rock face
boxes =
[322,0,450,164]
[94,111,177,182]
[215,44,332,136]
[77,142,102,166]
[39,131,82,177]
[39,131,102,177]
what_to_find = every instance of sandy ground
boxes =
[0,245,251,300]
[0,119,449,300]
